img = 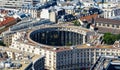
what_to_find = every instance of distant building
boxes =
[21,1,57,19]
[21,8,41,18]
[40,0,50,4]
[91,55,120,70]
[82,1,94,7]
[40,7,65,22]
[0,0,24,8]
[40,9,50,19]
[0,9,9,17]
[0,0,39,8]
[50,11,57,22]
[99,2,120,18]
[61,14,76,22]
[63,6,75,14]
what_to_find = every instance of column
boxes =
[83,35,86,44]
[65,31,67,45]
[61,31,63,46]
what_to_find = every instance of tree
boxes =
[103,33,120,45]
[0,41,5,46]
[73,20,81,26]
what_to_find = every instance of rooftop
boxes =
[19,54,42,70]
[97,27,120,34]
[95,18,120,25]
[0,46,42,70]
[0,17,16,27]
[80,14,98,22]
[113,41,120,48]
[12,24,120,52]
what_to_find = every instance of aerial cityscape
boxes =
[0,0,120,70]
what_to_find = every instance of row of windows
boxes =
[97,23,119,28]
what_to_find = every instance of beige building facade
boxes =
[8,25,120,70]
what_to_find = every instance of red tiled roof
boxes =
[0,17,16,27]
[80,14,98,21]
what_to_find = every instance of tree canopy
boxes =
[103,33,120,45]
[72,20,81,26]
[0,41,5,46]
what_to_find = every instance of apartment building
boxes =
[95,18,120,29]
[8,25,120,70]
[98,2,120,18]
[0,0,39,8]
[95,18,120,34]
[10,36,120,70]
[1,0,23,8]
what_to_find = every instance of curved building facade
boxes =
[29,27,85,46]
[9,25,120,70]
[25,56,45,70]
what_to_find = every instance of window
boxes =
[32,50,34,53]
[112,24,114,27]
[117,25,119,28]
[103,24,105,26]
[107,52,109,55]
[99,23,101,26]
[27,49,29,51]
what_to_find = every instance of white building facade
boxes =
[8,26,120,70]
